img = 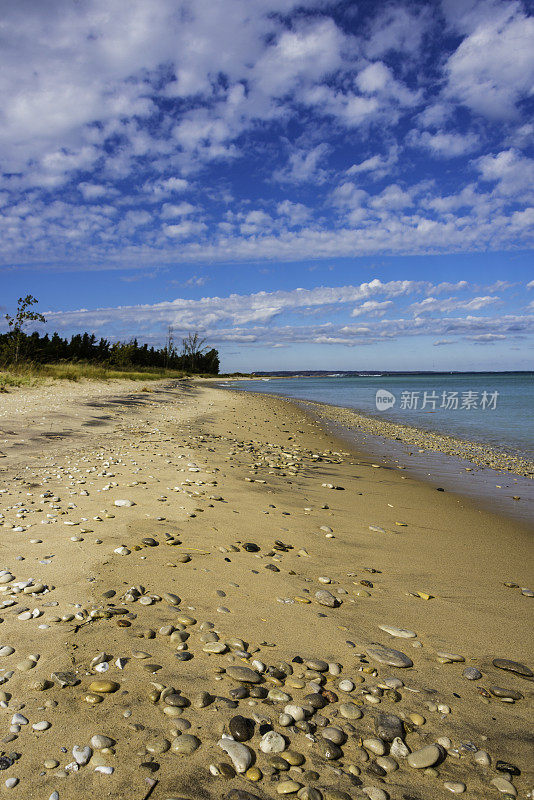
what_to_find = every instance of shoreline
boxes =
[219,382,534,478]
[0,380,532,799]
[217,384,534,526]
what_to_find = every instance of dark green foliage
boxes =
[0,329,219,374]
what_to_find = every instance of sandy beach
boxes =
[0,378,532,800]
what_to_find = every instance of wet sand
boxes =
[0,380,532,800]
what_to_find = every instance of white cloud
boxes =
[274,144,329,184]
[161,202,196,218]
[25,287,532,351]
[409,295,498,314]
[364,5,431,58]
[444,2,534,118]
[370,184,413,210]
[476,149,534,197]
[346,146,399,180]
[351,300,393,317]
[467,333,506,341]
[410,130,479,157]
[526,280,534,289]
[163,220,207,238]
[276,200,311,225]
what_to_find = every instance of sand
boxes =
[0,378,531,800]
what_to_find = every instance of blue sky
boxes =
[0,0,533,371]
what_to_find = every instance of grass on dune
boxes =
[0,362,191,389]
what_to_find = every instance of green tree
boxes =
[4,295,46,364]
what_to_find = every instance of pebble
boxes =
[463,667,482,680]
[490,686,523,700]
[407,744,443,768]
[218,739,253,773]
[378,625,417,639]
[473,750,491,766]
[408,713,425,726]
[444,781,466,793]
[361,788,388,800]
[226,666,262,683]
[316,740,343,760]
[260,731,286,753]
[338,702,362,719]
[492,658,533,678]
[229,716,254,741]
[88,680,119,693]
[363,737,386,756]
[90,735,115,749]
[285,704,307,722]
[366,645,413,668]
[375,712,404,741]
[491,776,517,795]
[32,721,51,731]
[72,746,92,765]
[171,734,200,755]
[321,727,346,745]
[315,590,338,607]
[277,781,302,794]
[436,651,465,662]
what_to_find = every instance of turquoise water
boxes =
[223,373,534,459]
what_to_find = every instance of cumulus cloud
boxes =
[351,300,394,317]
[21,279,523,344]
[409,130,480,157]
[444,2,534,118]
[0,0,532,273]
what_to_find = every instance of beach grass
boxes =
[0,362,191,389]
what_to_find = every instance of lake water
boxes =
[222,373,534,459]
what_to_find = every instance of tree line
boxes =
[1,296,219,374]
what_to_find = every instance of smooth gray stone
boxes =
[492,658,533,678]
[171,734,200,755]
[490,686,523,700]
[463,667,482,680]
[316,739,343,760]
[51,671,79,687]
[375,712,404,742]
[366,644,413,668]
[315,590,339,607]
[259,731,286,753]
[226,666,262,683]
[72,745,92,765]
[407,744,444,769]
[225,791,265,800]
[321,726,346,745]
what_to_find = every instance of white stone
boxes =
[259,731,286,753]
[72,746,92,765]
[378,625,417,639]
[32,721,51,731]
[218,738,253,773]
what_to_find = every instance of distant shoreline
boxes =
[217,383,534,478]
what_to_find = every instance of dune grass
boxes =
[0,362,191,389]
